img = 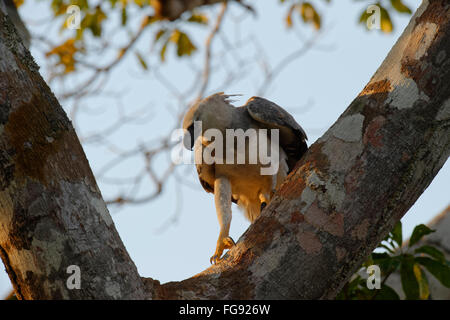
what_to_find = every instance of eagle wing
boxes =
[245,96,308,172]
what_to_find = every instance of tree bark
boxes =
[144,0,450,299]
[152,0,228,20]
[0,0,449,300]
[0,2,144,299]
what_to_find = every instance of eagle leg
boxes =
[210,177,235,264]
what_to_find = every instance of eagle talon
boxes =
[210,254,220,265]
[223,236,235,249]
[210,236,235,264]
[260,202,267,211]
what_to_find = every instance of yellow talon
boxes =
[210,236,235,264]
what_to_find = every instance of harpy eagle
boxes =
[182,93,308,264]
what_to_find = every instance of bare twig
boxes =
[196,2,228,102]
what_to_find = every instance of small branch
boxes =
[257,29,323,95]
[60,16,150,99]
[196,2,228,102]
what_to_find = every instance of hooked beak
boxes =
[183,124,195,150]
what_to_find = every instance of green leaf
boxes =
[379,5,393,33]
[392,221,402,247]
[121,7,127,26]
[416,257,450,288]
[135,51,148,70]
[378,255,401,275]
[378,243,395,254]
[348,274,363,291]
[415,245,445,263]
[109,0,119,8]
[51,0,67,16]
[358,9,371,25]
[45,38,79,73]
[409,224,435,247]
[154,29,167,43]
[13,0,24,8]
[363,255,374,268]
[337,274,373,300]
[299,2,321,30]
[400,256,420,299]
[174,30,196,57]
[82,6,107,37]
[413,264,430,300]
[160,38,169,62]
[285,4,296,28]
[371,252,390,261]
[373,284,400,300]
[187,13,209,25]
[390,0,412,14]
[134,0,148,7]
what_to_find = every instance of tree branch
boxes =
[0,3,144,299]
[0,0,449,300]
[196,2,228,102]
[153,0,229,21]
[143,0,450,299]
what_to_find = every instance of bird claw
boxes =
[260,202,267,211]
[223,236,235,249]
[210,254,220,265]
[210,236,235,264]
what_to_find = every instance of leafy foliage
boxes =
[13,0,24,8]
[45,38,82,73]
[23,0,416,74]
[155,28,197,62]
[285,1,321,30]
[409,224,435,247]
[390,0,412,14]
[135,51,148,70]
[41,0,205,73]
[357,0,412,33]
[187,12,209,25]
[281,0,412,33]
[337,222,450,300]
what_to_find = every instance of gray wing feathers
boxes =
[245,96,308,171]
[245,96,307,140]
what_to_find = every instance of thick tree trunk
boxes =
[0,2,144,299]
[0,0,449,300]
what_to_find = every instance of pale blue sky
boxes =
[1,0,448,298]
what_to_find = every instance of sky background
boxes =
[1,0,449,298]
